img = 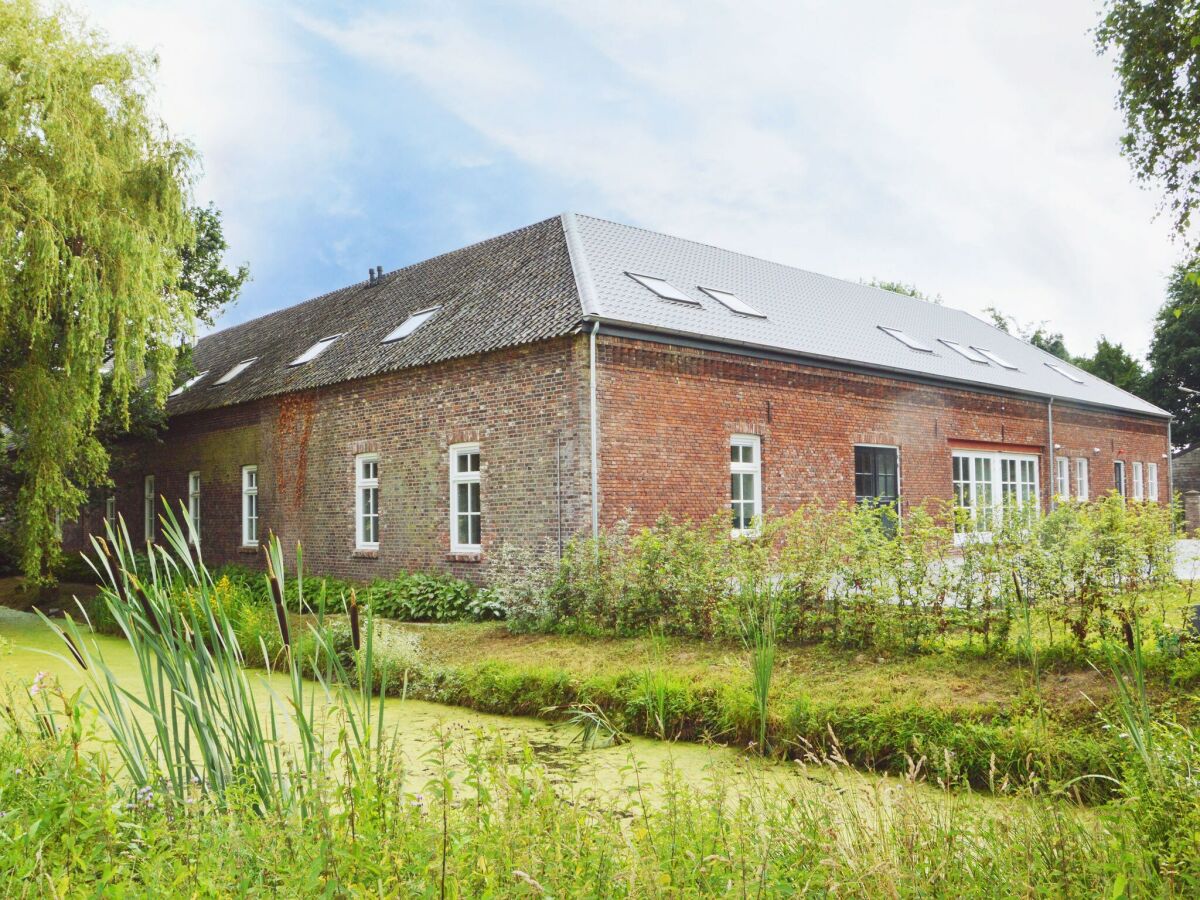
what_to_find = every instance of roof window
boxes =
[971,347,1018,370]
[878,326,933,353]
[382,307,440,343]
[625,272,699,305]
[215,358,257,385]
[290,334,342,366]
[699,287,766,318]
[1045,362,1085,384]
[170,370,209,396]
[939,339,989,364]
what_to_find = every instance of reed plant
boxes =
[738,577,777,755]
[37,503,386,813]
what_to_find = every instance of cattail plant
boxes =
[738,576,777,755]
[37,502,387,814]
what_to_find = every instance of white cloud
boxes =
[300,0,1177,357]
[75,0,356,296]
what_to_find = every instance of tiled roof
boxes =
[167,216,582,416]
[167,212,1168,419]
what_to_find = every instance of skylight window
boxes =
[938,340,989,364]
[1045,362,1085,384]
[625,272,699,305]
[971,347,1018,370]
[215,358,257,385]
[382,307,440,343]
[290,334,342,366]
[878,326,933,353]
[170,370,209,396]
[699,287,766,318]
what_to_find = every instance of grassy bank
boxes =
[345,621,1139,797]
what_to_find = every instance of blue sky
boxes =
[80,0,1177,357]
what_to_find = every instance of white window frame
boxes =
[1148,463,1159,502]
[188,471,201,545]
[143,475,155,543]
[1075,458,1089,501]
[449,444,481,553]
[289,334,342,366]
[104,495,116,528]
[242,465,259,547]
[355,453,380,550]
[1055,456,1070,499]
[1114,460,1126,498]
[1132,461,1144,500]
[730,434,763,536]
[951,450,1039,541]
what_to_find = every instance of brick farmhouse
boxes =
[70,214,1174,580]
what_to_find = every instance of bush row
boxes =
[489,495,1182,653]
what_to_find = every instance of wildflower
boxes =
[28,671,49,697]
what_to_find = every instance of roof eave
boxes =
[586,317,1173,421]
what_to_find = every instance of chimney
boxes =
[375,265,383,282]
[367,267,375,285]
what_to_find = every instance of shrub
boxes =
[365,571,478,622]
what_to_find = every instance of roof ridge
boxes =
[559,212,598,317]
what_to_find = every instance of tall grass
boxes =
[738,577,777,754]
[37,504,385,813]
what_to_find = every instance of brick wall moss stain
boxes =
[81,334,1170,585]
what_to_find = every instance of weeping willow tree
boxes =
[0,0,196,579]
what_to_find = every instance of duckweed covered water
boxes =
[0,606,1031,821]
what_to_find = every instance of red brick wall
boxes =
[70,332,1170,582]
[84,337,592,581]
[593,336,1170,528]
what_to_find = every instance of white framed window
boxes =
[105,495,116,528]
[188,471,201,545]
[1148,463,1159,502]
[449,444,481,552]
[242,465,259,547]
[215,357,257,385]
[1132,461,1144,500]
[970,346,1018,370]
[730,435,762,535]
[952,450,1039,539]
[143,475,155,543]
[1075,458,1089,501]
[355,453,380,550]
[289,334,342,366]
[878,326,933,353]
[625,272,699,305]
[698,287,766,318]
[170,371,209,396]
[1055,457,1070,499]
[1114,460,1126,498]
[382,307,440,342]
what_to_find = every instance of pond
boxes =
[0,606,1031,821]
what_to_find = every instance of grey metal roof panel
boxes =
[566,213,1168,418]
[167,216,583,416]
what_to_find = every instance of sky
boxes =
[77,0,1178,358]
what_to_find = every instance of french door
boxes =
[951,450,1039,539]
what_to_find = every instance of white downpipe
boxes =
[590,320,600,539]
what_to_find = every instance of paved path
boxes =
[1179,539,1200,581]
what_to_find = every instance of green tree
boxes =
[0,0,195,578]
[1076,337,1148,398]
[1097,2,1200,250]
[1147,264,1200,445]
[865,278,942,304]
[181,203,249,327]
[981,306,1073,361]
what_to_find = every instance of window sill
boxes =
[446,551,481,563]
[238,544,259,555]
[352,548,379,559]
